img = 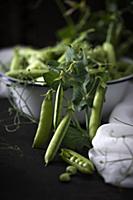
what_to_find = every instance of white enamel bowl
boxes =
[0,48,133,122]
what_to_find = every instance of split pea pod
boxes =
[60,148,95,174]
[44,111,72,165]
[53,82,64,129]
[88,81,106,141]
[32,89,53,149]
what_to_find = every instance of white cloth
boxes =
[89,123,133,188]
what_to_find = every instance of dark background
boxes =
[0,0,132,49]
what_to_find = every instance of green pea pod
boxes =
[32,89,53,149]
[103,42,116,70]
[53,83,64,129]
[44,111,72,165]
[89,81,106,141]
[6,69,49,80]
[10,48,23,71]
[60,148,95,174]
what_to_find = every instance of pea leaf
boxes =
[72,83,83,106]
[62,125,90,152]
[43,70,59,86]
[65,45,76,62]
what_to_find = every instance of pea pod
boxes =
[103,42,116,70]
[60,148,95,174]
[44,111,72,165]
[53,82,64,129]
[26,60,48,71]
[6,69,49,80]
[88,81,106,141]
[32,89,53,149]
[10,48,23,71]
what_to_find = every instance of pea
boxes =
[75,158,81,164]
[66,166,77,175]
[70,156,76,162]
[78,161,84,166]
[26,60,48,71]
[82,162,88,167]
[59,172,71,182]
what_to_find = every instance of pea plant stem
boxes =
[53,82,64,130]
[85,106,89,132]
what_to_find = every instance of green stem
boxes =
[106,22,114,44]
[85,106,89,132]
[56,0,74,28]
[73,113,83,133]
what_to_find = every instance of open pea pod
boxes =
[60,148,95,174]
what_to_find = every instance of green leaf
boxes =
[43,70,59,86]
[72,83,83,106]
[65,45,76,63]
[62,125,90,152]
[56,25,76,40]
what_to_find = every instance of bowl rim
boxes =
[1,72,133,87]
[107,74,133,85]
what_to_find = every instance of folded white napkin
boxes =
[89,123,133,188]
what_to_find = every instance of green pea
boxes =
[82,162,88,167]
[66,165,77,175]
[75,158,81,164]
[59,172,71,182]
[70,156,76,162]
[78,161,84,166]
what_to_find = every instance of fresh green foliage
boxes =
[62,124,90,152]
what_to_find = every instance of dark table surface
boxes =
[0,98,133,200]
